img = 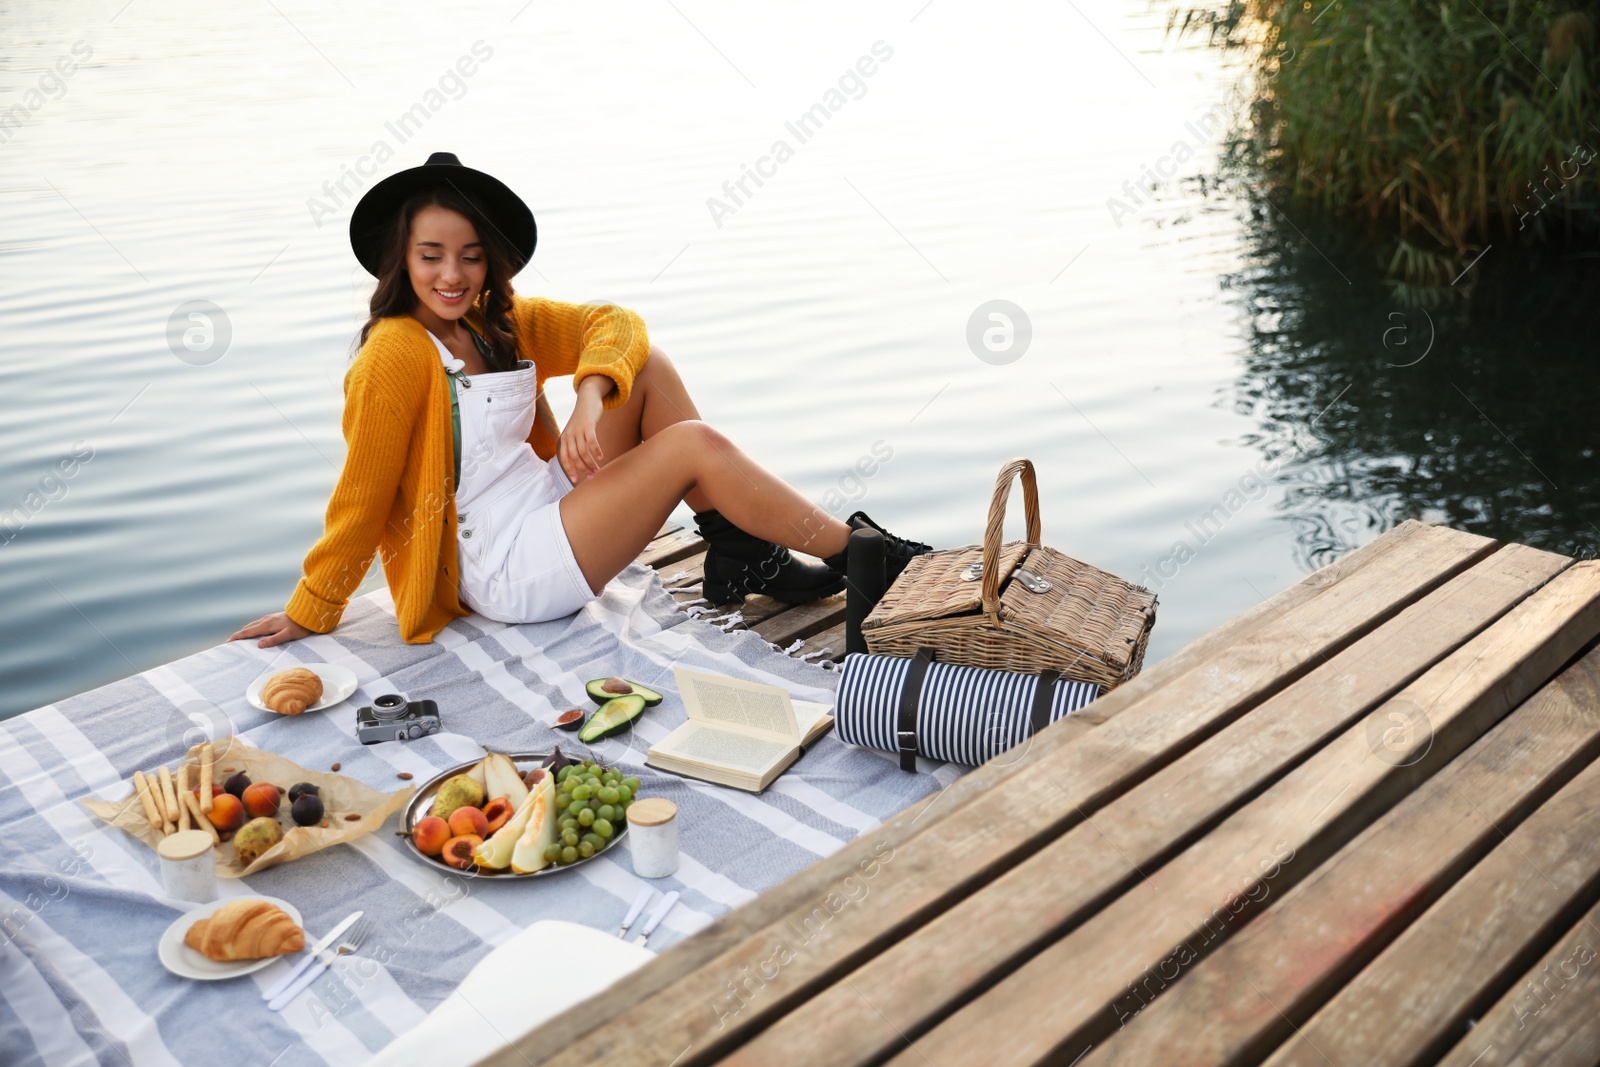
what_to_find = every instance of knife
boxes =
[631,891,679,948]
[260,910,362,1002]
[617,886,654,939]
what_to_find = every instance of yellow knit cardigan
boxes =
[284,295,649,642]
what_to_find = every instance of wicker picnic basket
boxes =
[861,457,1157,690]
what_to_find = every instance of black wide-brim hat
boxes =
[349,151,537,277]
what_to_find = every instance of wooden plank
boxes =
[659,550,708,602]
[720,593,794,628]
[480,522,1497,1067]
[1087,643,1600,1067]
[883,561,1600,1067]
[1434,894,1600,1066]
[718,543,1571,1067]
[1253,646,1600,1067]
[791,620,847,663]
[750,592,846,645]
[638,526,705,569]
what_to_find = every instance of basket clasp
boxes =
[958,561,1051,593]
[1015,568,1052,594]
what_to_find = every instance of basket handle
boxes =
[981,457,1042,614]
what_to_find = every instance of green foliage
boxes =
[1174,0,1600,284]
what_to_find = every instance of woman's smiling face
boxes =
[407,204,487,322]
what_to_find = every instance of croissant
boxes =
[184,899,305,961]
[262,668,323,715]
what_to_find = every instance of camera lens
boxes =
[372,693,408,719]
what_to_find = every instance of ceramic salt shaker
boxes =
[626,798,679,879]
[157,829,217,903]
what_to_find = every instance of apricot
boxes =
[208,793,245,832]
[411,815,450,857]
[191,785,225,799]
[241,782,281,819]
[448,805,488,838]
[441,834,483,869]
[482,797,514,834]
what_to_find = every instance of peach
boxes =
[448,805,488,838]
[208,793,245,832]
[191,785,225,799]
[241,782,281,819]
[481,797,514,834]
[410,815,450,857]
[441,834,483,870]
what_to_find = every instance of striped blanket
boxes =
[0,562,960,1067]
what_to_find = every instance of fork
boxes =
[267,918,371,1012]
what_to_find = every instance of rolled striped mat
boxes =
[834,651,1100,767]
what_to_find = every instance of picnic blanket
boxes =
[0,561,962,1067]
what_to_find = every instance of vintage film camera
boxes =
[356,692,443,745]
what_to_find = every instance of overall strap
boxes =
[447,323,492,491]
[447,371,464,489]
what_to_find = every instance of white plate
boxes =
[246,663,358,715]
[157,895,305,980]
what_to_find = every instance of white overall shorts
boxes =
[425,330,600,624]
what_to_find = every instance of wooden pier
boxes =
[638,520,850,663]
[497,519,1600,1067]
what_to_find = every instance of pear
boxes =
[482,750,529,810]
[510,775,558,874]
[428,773,484,821]
[473,787,539,869]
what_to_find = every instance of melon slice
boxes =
[510,774,559,874]
[473,787,538,870]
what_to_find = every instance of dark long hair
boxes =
[351,187,521,372]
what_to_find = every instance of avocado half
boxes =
[578,694,648,742]
[585,677,664,707]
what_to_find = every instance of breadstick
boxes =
[132,770,163,831]
[199,743,214,814]
[182,789,219,844]
[157,765,180,825]
[175,763,191,831]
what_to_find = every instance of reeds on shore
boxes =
[1174,0,1600,287]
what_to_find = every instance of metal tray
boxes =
[398,750,626,879]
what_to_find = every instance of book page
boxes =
[665,723,790,774]
[792,699,833,736]
[674,667,799,740]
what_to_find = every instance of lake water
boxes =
[4,1,1597,720]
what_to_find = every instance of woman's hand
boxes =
[557,376,611,485]
[229,612,313,649]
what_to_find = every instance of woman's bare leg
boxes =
[590,346,714,514]
[559,421,849,594]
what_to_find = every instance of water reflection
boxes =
[1225,195,1600,568]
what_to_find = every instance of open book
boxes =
[645,667,835,793]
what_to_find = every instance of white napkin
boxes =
[363,920,654,1067]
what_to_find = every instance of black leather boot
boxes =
[820,511,934,588]
[695,509,848,606]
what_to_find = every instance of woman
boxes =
[231,152,931,649]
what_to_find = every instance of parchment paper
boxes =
[82,735,413,878]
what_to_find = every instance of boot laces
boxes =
[851,513,930,559]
